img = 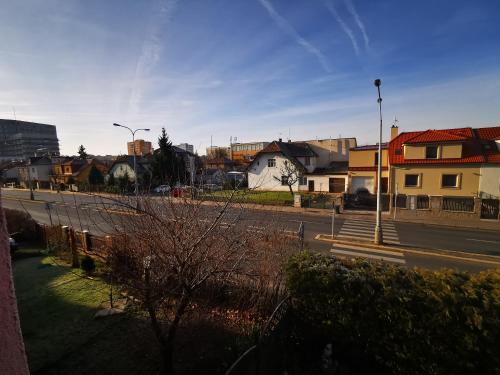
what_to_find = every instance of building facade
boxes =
[0,119,59,161]
[175,143,194,153]
[127,139,153,156]
[230,142,269,165]
[348,144,389,194]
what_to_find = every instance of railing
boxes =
[442,197,475,212]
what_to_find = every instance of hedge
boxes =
[286,252,500,375]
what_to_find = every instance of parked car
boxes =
[9,237,19,253]
[153,185,171,194]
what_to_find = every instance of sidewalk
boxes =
[4,188,498,231]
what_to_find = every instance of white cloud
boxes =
[257,0,332,72]
[323,0,360,55]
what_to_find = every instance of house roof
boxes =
[350,143,388,151]
[251,141,317,171]
[110,155,151,174]
[389,126,500,165]
[403,128,472,144]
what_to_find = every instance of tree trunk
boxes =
[288,184,294,197]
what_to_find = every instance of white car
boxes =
[153,185,171,194]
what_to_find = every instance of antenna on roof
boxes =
[12,106,17,121]
[392,116,399,127]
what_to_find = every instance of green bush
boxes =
[80,255,96,275]
[286,252,500,375]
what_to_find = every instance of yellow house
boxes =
[348,144,389,194]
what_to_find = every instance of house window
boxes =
[374,152,378,166]
[425,145,438,159]
[404,174,420,187]
[267,159,276,167]
[442,174,459,188]
[304,156,311,166]
[299,176,307,185]
[281,176,288,185]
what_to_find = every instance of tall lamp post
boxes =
[374,79,384,245]
[112,123,150,197]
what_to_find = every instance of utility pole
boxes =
[113,123,150,206]
[374,79,384,245]
[26,158,34,200]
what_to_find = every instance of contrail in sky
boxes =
[323,0,360,55]
[344,0,370,49]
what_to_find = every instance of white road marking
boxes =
[331,247,405,264]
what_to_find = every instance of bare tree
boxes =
[273,160,301,197]
[100,194,295,375]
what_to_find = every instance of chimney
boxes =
[391,125,399,140]
[278,138,282,142]
[288,139,291,143]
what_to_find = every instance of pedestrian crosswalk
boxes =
[336,219,400,244]
[330,242,406,264]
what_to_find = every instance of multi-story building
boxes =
[176,143,194,154]
[348,143,389,194]
[0,119,59,161]
[230,142,269,165]
[18,157,53,189]
[127,139,153,156]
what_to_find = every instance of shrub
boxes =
[4,208,41,242]
[80,255,96,275]
[286,252,500,375]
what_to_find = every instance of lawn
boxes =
[13,255,159,374]
[12,254,254,374]
[201,189,296,206]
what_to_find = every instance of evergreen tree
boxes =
[151,128,187,185]
[88,164,104,185]
[107,173,115,186]
[78,145,88,159]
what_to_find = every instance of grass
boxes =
[13,255,159,375]
[201,189,295,206]
[12,254,256,374]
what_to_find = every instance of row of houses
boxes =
[1,145,198,190]
[247,125,500,219]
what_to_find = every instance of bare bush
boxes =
[98,194,297,375]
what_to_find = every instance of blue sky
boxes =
[1,0,500,155]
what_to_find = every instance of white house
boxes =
[248,138,355,194]
[247,140,316,192]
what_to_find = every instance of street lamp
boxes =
[374,79,383,245]
[112,123,150,197]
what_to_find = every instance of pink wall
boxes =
[0,190,29,374]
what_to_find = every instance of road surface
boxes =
[2,189,499,271]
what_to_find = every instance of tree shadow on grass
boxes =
[13,256,256,375]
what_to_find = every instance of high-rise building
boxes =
[230,141,269,164]
[127,139,153,156]
[0,119,60,161]
[176,143,194,153]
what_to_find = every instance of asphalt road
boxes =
[2,189,499,272]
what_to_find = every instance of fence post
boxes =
[69,228,80,268]
[61,225,70,252]
[82,230,91,253]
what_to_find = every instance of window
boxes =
[404,174,420,187]
[442,174,459,188]
[426,145,438,159]
[281,176,288,185]
[299,176,307,185]
[267,159,276,168]
[304,156,310,166]
[374,152,379,166]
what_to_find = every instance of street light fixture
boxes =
[112,123,150,198]
[374,78,384,245]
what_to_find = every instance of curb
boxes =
[315,234,500,266]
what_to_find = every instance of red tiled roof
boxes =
[403,128,472,144]
[389,128,488,165]
[475,126,500,140]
